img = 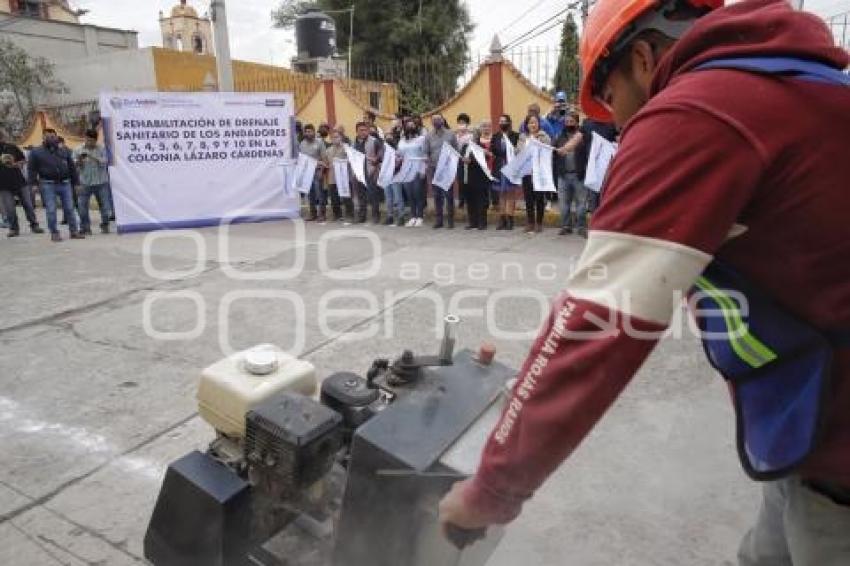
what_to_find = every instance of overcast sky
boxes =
[73,0,847,66]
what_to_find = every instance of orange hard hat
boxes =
[579,0,723,121]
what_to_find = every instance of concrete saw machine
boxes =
[143,315,515,566]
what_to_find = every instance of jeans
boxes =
[385,183,405,220]
[578,188,600,229]
[105,183,115,218]
[738,477,850,566]
[403,175,426,219]
[308,177,326,217]
[40,181,77,234]
[0,186,39,232]
[557,173,584,228]
[355,181,381,223]
[78,183,112,231]
[522,176,546,226]
[432,179,455,225]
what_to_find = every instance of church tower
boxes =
[159,0,213,55]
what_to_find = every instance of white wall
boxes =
[0,12,138,63]
[52,48,157,104]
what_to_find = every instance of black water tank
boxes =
[295,8,337,59]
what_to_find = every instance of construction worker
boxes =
[439,0,850,564]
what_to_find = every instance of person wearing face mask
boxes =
[464,119,495,231]
[553,112,585,236]
[323,129,355,224]
[27,128,82,242]
[455,113,473,212]
[397,118,429,227]
[518,114,551,234]
[353,121,384,224]
[490,114,520,231]
[0,129,42,237]
[299,124,327,222]
[425,113,459,229]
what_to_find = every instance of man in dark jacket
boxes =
[440,1,850,563]
[0,130,42,237]
[28,128,83,241]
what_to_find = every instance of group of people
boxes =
[0,128,113,241]
[297,97,617,236]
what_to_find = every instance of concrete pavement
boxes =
[0,212,760,565]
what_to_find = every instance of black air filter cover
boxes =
[245,393,342,491]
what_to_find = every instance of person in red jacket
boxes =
[439,0,850,563]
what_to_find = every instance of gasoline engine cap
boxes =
[243,347,279,376]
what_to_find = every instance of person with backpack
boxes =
[439,1,850,564]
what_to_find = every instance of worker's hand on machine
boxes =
[438,479,491,548]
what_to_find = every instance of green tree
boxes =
[0,39,65,137]
[552,14,580,103]
[272,0,473,111]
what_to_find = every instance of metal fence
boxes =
[42,100,99,138]
[826,11,849,49]
[347,46,572,114]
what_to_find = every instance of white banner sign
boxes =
[501,141,534,185]
[505,135,516,164]
[393,157,426,184]
[333,159,351,198]
[584,132,619,193]
[293,152,318,194]
[377,144,397,189]
[530,138,556,193]
[281,160,297,199]
[431,143,460,191]
[467,142,495,181]
[100,91,296,232]
[344,144,367,186]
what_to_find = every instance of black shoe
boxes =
[384,217,394,226]
[432,222,444,229]
[31,225,44,234]
[508,217,515,230]
[559,227,573,236]
[70,232,85,240]
[7,230,19,238]
[100,225,110,234]
[577,227,588,239]
[355,218,367,224]
[109,215,116,221]
[447,220,454,230]
[477,225,487,231]
[60,218,68,225]
[396,217,406,227]
[465,225,476,230]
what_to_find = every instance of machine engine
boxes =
[144,317,513,566]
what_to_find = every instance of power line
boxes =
[502,1,581,50]
[506,18,567,50]
[498,0,550,36]
[475,0,550,51]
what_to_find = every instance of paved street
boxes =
[0,213,760,566]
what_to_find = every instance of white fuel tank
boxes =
[197,344,317,437]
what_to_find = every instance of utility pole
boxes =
[349,4,355,80]
[210,0,234,92]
